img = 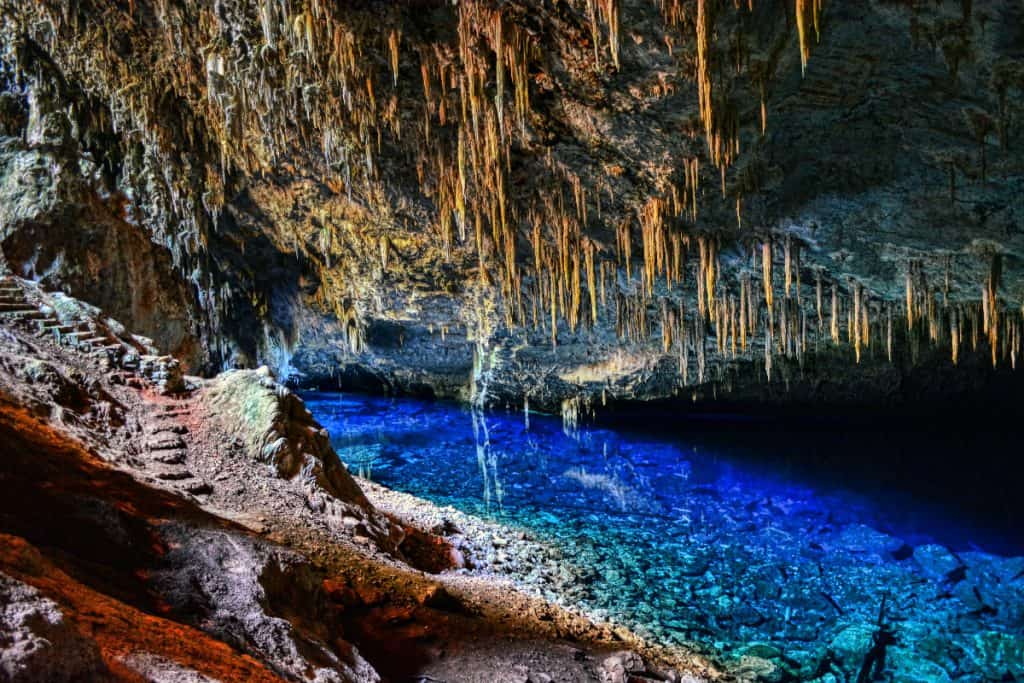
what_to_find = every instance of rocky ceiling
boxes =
[0,0,1022,412]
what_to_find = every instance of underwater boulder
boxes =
[912,544,963,579]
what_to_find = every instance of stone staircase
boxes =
[0,280,46,323]
[0,276,183,392]
[1,275,212,499]
[144,402,212,497]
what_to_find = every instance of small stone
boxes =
[913,544,962,579]
[838,524,905,557]
[601,651,644,683]
[416,584,462,612]
[505,664,529,683]
[732,655,784,683]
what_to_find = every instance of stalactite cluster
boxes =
[0,0,831,346]
[3,0,1018,398]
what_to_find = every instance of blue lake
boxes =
[303,391,1024,680]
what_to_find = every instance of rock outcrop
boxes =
[205,367,370,509]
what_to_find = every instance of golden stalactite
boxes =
[887,305,894,363]
[585,240,599,326]
[696,0,714,160]
[784,236,793,299]
[795,0,822,75]
[739,274,749,352]
[17,0,1022,385]
[761,239,773,312]
[586,0,621,69]
[852,282,862,363]
[830,283,839,344]
[388,28,401,87]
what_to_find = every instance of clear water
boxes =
[303,391,1024,680]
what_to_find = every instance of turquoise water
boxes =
[303,392,1024,681]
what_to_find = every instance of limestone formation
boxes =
[0,1,1019,411]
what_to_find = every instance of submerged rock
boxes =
[913,545,963,580]
[967,632,1024,680]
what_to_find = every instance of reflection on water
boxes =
[304,391,1024,681]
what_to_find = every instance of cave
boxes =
[1,0,1022,681]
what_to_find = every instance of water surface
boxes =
[304,391,1024,681]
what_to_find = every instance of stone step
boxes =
[40,323,75,333]
[0,296,27,305]
[0,311,46,320]
[153,450,187,465]
[147,437,186,451]
[153,411,190,420]
[150,424,188,435]
[83,336,111,345]
[0,303,34,312]
[153,468,194,481]
[176,479,213,496]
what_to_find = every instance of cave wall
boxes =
[0,0,1021,409]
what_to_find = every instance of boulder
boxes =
[913,545,962,580]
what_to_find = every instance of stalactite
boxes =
[585,240,598,326]
[761,240,774,340]
[816,270,823,332]
[852,282,862,363]
[661,299,673,353]
[784,235,793,299]
[599,0,621,69]
[680,303,690,385]
[729,296,738,358]
[740,273,749,352]
[950,307,960,365]
[696,316,706,383]
[887,305,893,363]
[492,9,505,140]
[830,284,839,344]
[388,28,401,87]
[795,0,822,75]
[696,0,714,160]
[985,254,1002,367]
